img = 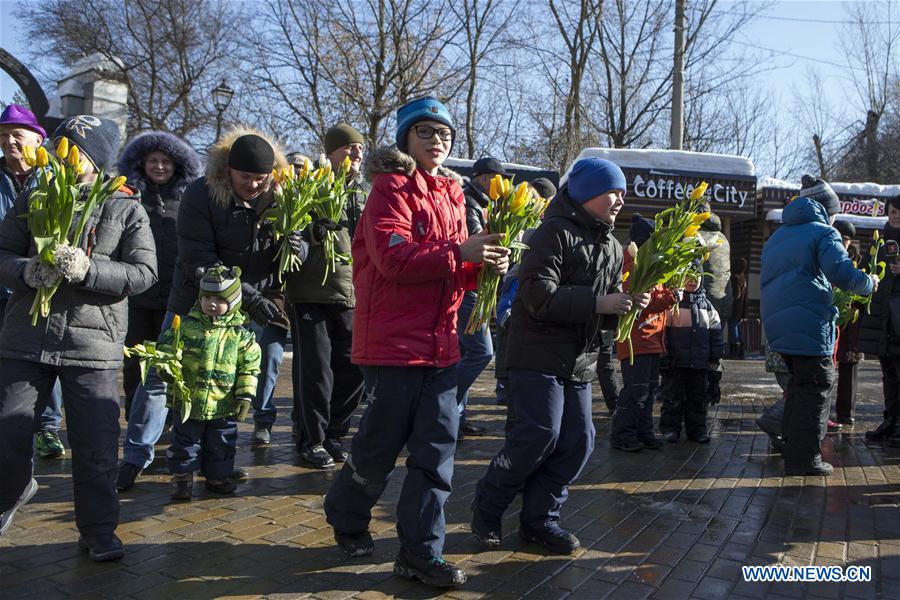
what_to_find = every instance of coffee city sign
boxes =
[632,175,751,209]
[623,170,756,219]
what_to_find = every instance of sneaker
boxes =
[252,426,271,446]
[300,444,336,469]
[78,533,124,562]
[231,466,249,480]
[0,478,38,536]
[519,521,580,555]
[756,413,781,439]
[470,502,502,548]
[865,418,897,442]
[171,474,193,501]
[334,529,374,557]
[116,463,142,492]
[34,431,65,459]
[393,550,467,587]
[688,434,711,444]
[785,455,834,476]
[769,435,784,454]
[640,435,663,449]
[323,439,348,463]
[611,439,642,452]
[459,421,488,436]
[662,431,680,443]
[205,478,237,494]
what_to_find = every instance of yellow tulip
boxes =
[329,171,335,185]
[684,225,700,238]
[302,158,312,175]
[341,156,352,175]
[488,175,501,201]
[502,178,512,197]
[172,315,181,330]
[112,175,127,190]
[622,271,630,283]
[689,181,708,202]
[22,145,36,166]
[55,137,69,160]
[35,147,49,168]
[692,212,711,225]
[284,166,295,181]
[510,182,529,212]
[874,229,880,241]
[68,145,81,168]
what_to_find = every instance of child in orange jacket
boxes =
[611,214,677,452]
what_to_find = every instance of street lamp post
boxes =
[211,80,234,141]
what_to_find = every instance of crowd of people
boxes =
[0,96,897,588]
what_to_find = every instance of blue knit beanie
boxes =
[395,96,455,152]
[629,213,655,246]
[568,157,627,204]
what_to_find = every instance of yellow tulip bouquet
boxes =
[834,200,884,325]
[22,139,127,325]
[123,315,192,423]
[310,154,354,284]
[264,157,324,287]
[615,181,713,364]
[464,175,550,335]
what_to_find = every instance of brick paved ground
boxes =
[2,358,899,599]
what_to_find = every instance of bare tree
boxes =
[19,0,244,139]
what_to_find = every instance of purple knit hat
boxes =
[0,104,47,138]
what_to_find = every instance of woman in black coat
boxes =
[116,131,202,415]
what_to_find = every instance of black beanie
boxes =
[53,115,120,171]
[833,219,856,238]
[530,177,557,200]
[324,123,364,155]
[228,135,275,174]
[799,174,841,216]
[888,194,900,212]
[630,213,655,246]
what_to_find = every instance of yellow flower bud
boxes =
[22,145,36,166]
[172,315,181,330]
[341,156,352,175]
[510,182,529,212]
[684,224,701,238]
[112,175,127,190]
[874,229,880,241]
[502,178,512,197]
[35,147,49,168]
[692,212,711,225]
[329,171,335,185]
[689,181,709,202]
[622,271,630,283]
[489,175,501,201]
[55,137,69,160]
[68,145,80,168]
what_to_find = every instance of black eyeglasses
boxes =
[414,125,453,141]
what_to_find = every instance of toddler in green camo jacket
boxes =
[163,265,261,500]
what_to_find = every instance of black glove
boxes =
[311,217,343,244]
[244,293,282,328]
[287,230,309,263]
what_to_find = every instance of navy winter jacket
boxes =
[666,285,724,369]
[761,197,873,357]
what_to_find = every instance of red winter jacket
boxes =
[351,146,477,367]
[616,251,677,360]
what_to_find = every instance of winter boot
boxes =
[171,473,193,501]
[393,549,467,587]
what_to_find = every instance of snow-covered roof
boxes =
[561,148,755,185]
[444,157,549,173]
[765,208,887,230]
[759,177,900,197]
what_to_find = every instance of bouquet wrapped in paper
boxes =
[21,140,126,325]
[615,182,715,364]
[464,175,550,334]
[310,154,354,284]
[123,315,192,422]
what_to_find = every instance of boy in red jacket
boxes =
[611,214,678,452]
[323,97,508,588]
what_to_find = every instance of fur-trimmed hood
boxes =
[206,126,287,207]
[116,131,202,195]
[365,145,464,186]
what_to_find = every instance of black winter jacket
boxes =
[505,188,623,382]
[858,224,900,357]
[167,127,287,315]
[116,131,201,311]
[665,284,725,369]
